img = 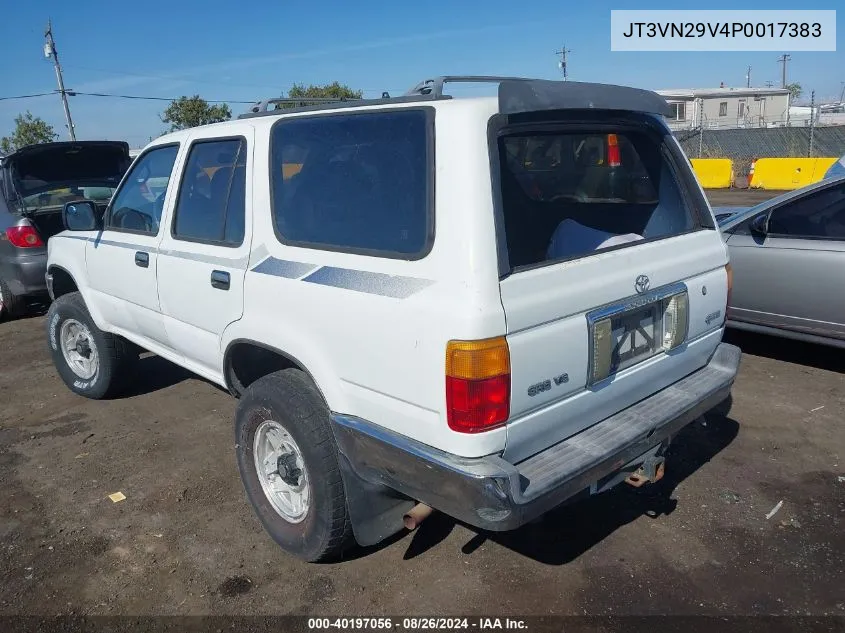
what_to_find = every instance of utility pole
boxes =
[555,45,573,81]
[44,20,76,141]
[765,80,774,88]
[808,89,816,157]
[746,65,752,88]
[777,53,791,89]
[839,81,845,105]
[697,98,704,158]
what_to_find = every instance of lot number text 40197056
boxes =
[308,617,529,630]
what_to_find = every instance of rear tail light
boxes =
[445,337,510,433]
[607,134,621,167]
[5,225,44,248]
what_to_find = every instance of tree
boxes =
[1,111,58,153]
[288,82,363,100]
[785,82,802,100]
[161,95,231,131]
[273,82,363,109]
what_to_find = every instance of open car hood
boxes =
[3,141,131,198]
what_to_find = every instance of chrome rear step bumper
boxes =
[332,342,741,535]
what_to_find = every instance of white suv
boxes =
[45,76,740,562]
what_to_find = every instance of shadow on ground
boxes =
[117,354,195,397]
[400,403,739,565]
[725,329,844,374]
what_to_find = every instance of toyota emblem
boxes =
[634,274,650,294]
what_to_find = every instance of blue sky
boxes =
[1,0,842,148]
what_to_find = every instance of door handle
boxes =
[134,251,149,268]
[210,270,230,290]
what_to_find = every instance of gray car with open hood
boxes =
[0,141,131,318]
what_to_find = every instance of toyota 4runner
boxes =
[44,76,741,562]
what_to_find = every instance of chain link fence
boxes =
[674,124,845,187]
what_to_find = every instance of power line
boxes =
[0,90,256,104]
[2,89,408,104]
[70,91,257,104]
[60,64,401,96]
[0,92,54,101]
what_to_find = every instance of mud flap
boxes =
[335,451,415,547]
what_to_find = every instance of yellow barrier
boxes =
[749,157,838,190]
[691,158,735,189]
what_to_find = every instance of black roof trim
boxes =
[499,79,672,117]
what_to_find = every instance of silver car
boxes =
[717,175,845,349]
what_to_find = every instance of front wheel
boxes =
[234,369,352,562]
[46,292,135,399]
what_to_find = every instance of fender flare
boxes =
[222,338,328,403]
[45,262,108,330]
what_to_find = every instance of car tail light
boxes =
[445,337,510,433]
[5,225,44,248]
[607,134,621,167]
[725,263,733,306]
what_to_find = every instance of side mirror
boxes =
[63,200,99,232]
[749,213,769,237]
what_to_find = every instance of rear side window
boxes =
[497,128,697,270]
[270,109,431,258]
[173,138,246,246]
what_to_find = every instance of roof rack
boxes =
[237,93,442,119]
[404,76,532,98]
[244,97,362,114]
[238,75,672,120]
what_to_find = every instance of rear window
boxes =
[497,129,697,270]
[270,109,432,258]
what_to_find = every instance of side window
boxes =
[107,145,179,235]
[768,185,845,239]
[270,109,431,257]
[172,138,246,246]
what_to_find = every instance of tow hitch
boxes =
[625,455,666,488]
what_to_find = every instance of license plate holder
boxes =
[609,304,661,374]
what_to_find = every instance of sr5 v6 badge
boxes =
[527,373,569,397]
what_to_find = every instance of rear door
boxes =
[492,113,730,462]
[156,128,253,378]
[725,181,845,338]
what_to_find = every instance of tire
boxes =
[46,292,135,399]
[0,277,25,321]
[235,369,352,562]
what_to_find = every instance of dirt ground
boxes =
[1,187,842,617]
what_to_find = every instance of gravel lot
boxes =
[1,189,842,618]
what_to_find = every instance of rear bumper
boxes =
[332,342,741,532]
[0,251,48,297]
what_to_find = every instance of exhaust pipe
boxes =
[403,503,433,531]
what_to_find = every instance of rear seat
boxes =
[546,218,643,261]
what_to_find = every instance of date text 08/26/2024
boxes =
[308,618,528,630]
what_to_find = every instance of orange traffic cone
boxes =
[747,159,757,188]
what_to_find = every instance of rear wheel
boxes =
[46,292,135,399]
[0,277,25,320]
[234,369,352,562]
